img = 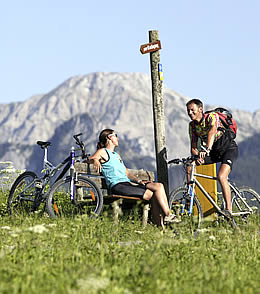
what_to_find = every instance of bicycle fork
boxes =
[188,183,196,215]
[69,147,76,203]
[179,184,196,215]
[181,163,196,215]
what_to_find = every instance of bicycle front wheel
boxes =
[232,186,260,216]
[168,186,203,232]
[47,175,103,218]
[7,171,40,216]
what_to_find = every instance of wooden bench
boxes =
[75,162,154,226]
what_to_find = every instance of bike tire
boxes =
[168,186,203,232]
[47,175,103,218]
[7,171,40,216]
[232,185,260,216]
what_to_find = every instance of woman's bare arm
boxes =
[89,149,107,173]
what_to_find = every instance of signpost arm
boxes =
[149,30,169,195]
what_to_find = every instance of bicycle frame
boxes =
[35,134,87,199]
[42,147,70,180]
[188,162,253,216]
[7,133,91,216]
[69,146,76,201]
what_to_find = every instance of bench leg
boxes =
[142,203,150,227]
[112,199,123,224]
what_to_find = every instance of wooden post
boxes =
[149,30,169,195]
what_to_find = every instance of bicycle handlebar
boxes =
[168,155,199,165]
[73,133,88,159]
[73,133,83,146]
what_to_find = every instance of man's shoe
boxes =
[221,209,232,220]
[221,209,237,229]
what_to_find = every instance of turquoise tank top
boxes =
[101,148,130,189]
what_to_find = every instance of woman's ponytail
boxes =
[96,129,114,150]
[97,142,103,150]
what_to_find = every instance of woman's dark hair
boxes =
[186,98,203,108]
[97,129,114,150]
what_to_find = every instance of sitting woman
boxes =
[89,128,178,226]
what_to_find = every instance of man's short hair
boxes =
[186,98,203,108]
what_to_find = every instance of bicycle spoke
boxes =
[47,176,103,218]
[168,187,203,233]
[7,171,43,216]
[231,186,260,222]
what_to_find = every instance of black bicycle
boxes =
[7,133,103,218]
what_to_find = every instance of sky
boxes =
[1,0,259,112]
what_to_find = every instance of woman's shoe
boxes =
[164,213,181,224]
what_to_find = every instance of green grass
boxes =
[0,214,259,294]
[0,187,260,294]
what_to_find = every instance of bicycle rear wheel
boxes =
[47,175,103,218]
[7,171,41,216]
[232,186,260,216]
[168,186,203,232]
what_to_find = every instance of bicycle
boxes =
[7,133,103,218]
[167,156,260,232]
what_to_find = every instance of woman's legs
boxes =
[143,182,171,216]
[112,181,174,226]
[150,196,163,226]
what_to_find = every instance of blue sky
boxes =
[1,0,259,111]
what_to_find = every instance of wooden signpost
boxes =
[140,40,162,54]
[140,30,169,195]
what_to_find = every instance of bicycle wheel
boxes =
[231,186,260,216]
[168,186,203,232]
[7,171,41,216]
[47,175,103,218]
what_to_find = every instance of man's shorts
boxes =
[111,182,147,198]
[203,140,238,169]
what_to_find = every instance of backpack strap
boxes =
[218,115,232,131]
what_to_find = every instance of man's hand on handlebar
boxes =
[196,156,205,165]
[197,145,211,165]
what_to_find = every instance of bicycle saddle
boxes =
[37,141,51,149]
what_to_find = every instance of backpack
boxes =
[205,107,237,138]
[191,107,237,159]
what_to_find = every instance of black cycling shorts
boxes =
[203,140,238,169]
[111,182,147,198]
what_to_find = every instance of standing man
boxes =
[186,98,238,219]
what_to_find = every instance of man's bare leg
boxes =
[218,163,232,212]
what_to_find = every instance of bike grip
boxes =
[73,133,83,141]
[74,133,82,137]
[168,159,180,164]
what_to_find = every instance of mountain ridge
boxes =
[0,72,259,192]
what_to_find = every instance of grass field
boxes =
[0,184,260,294]
[0,212,259,293]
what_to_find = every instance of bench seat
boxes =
[75,162,154,226]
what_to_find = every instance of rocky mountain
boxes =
[0,72,259,191]
[230,132,260,193]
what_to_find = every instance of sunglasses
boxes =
[108,133,118,138]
